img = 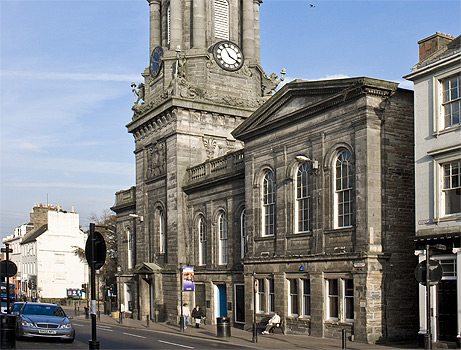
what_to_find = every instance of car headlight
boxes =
[21,320,34,327]
[60,323,72,329]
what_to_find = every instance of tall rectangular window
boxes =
[257,279,265,313]
[344,279,354,322]
[268,279,275,313]
[442,74,461,128]
[262,171,275,236]
[327,279,339,320]
[218,212,228,265]
[296,163,311,232]
[198,216,206,266]
[335,150,353,228]
[442,160,461,215]
[289,279,298,316]
[302,279,311,318]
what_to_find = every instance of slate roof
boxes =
[21,224,47,244]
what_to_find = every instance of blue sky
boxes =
[1,0,460,240]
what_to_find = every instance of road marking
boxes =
[158,340,194,349]
[123,332,146,339]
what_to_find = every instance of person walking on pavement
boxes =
[182,303,191,329]
[262,312,281,334]
[191,305,205,328]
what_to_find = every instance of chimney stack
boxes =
[418,32,456,62]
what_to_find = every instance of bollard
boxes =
[341,329,347,350]
[146,315,149,328]
[0,314,16,349]
[85,306,89,319]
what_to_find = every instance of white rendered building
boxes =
[405,32,461,346]
[20,204,87,299]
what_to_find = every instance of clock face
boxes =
[212,41,244,71]
[150,46,164,79]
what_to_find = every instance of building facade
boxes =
[2,223,33,296]
[113,0,418,344]
[405,32,461,345]
[18,204,87,299]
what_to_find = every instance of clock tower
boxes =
[115,0,280,321]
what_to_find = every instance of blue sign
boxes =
[182,266,194,292]
[66,289,82,298]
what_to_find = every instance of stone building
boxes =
[404,33,461,346]
[112,0,418,344]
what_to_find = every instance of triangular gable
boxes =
[133,262,163,274]
[232,77,398,141]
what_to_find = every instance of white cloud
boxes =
[316,74,350,81]
[19,142,42,153]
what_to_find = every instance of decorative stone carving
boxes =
[261,69,286,96]
[202,137,217,159]
[131,82,145,104]
[146,141,166,180]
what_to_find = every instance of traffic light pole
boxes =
[88,223,99,350]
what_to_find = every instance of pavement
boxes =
[66,306,429,350]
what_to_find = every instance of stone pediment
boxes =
[232,77,398,141]
[133,262,163,274]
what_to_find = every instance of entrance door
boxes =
[437,280,457,341]
[214,284,227,318]
[195,284,206,318]
[234,284,245,323]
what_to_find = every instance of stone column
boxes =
[192,0,206,48]
[242,0,255,63]
[170,0,183,50]
[253,0,261,65]
[148,0,162,53]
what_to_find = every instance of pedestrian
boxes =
[191,305,205,328]
[262,312,281,334]
[182,303,190,329]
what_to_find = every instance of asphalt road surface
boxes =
[14,319,252,350]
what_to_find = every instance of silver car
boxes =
[15,302,75,343]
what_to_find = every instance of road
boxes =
[15,318,252,350]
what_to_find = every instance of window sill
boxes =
[324,320,354,326]
[255,236,275,242]
[287,232,312,239]
[433,123,461,136]
[324,227,354,235]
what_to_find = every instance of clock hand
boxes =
[226,48,238,62]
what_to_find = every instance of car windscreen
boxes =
[22,304,64,317]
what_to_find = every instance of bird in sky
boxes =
[310,4,316,8]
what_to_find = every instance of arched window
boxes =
[240,210,247,258]
[218,211,228,265]
[214,0,229,40]
[334,149,353,228]
[296,163,311,232]
[159,209,166,254]
[198,215,206,266]
[127,227,133,270]
[262,170,275,236]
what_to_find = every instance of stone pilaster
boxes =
[148,0,161,53]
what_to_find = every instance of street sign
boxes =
[85,231,106,270]
[0,260,17,278]
[414,259,443,286]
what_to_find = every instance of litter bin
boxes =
[0,314,16,349]
[216,317,231,338]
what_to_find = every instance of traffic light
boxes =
[81,283,87,294]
